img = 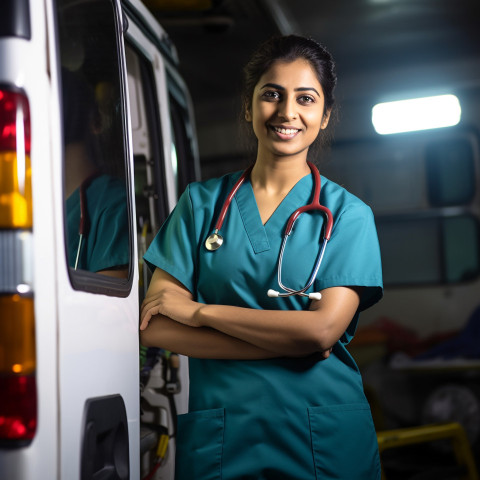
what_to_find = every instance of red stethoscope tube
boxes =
[74,171,101,270]
[204,161,334,300]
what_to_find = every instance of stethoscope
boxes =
[205,161,334,300]
[74,171,101,270]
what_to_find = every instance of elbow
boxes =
[309,326,337,353]
[285,336,327,357]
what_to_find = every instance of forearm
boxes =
[140,314,288,360]
[197,287,362,356]
[198,305,325,355]
[140,269,358,358]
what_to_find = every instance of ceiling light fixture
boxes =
[372,94,461,135]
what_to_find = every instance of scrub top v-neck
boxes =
[144,170,383,480]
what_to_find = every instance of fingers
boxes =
[139,313,151,331]
[320,347,333,359]
[139,301,162,331]
[140,307,154,331]
[140,294,164,326]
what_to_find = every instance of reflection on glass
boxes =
[62,69,129,278]
[58,0,130,280]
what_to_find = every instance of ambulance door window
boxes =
[124,44,169,301]
[168,74,199,196]
[57,0,132,294]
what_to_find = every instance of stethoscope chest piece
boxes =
[205,230,224,251]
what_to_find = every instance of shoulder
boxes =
[185,171,242,205]
[321,176,372,218]
[89,174,126,204]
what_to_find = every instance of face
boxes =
[246,58,330,161]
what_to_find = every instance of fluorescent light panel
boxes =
[372,94,461,135]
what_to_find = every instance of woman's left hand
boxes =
[141,288,202,330]
[140,268,202,331]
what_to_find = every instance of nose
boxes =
[278,96,298,120]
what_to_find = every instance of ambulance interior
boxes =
[138,0,480,478]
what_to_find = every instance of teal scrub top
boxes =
[66,174,129,272]
[144,170,383,480]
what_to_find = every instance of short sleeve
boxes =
[314,202,382,344]
[315,203,383,311]
[66,175,130,272]
[90,192,130,272]
[144,186,197,293]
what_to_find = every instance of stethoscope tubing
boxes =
[205,161,334,300]
[273,236,328,299]
[213,164,254,233]
[74,171,101,270]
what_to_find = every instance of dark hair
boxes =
[242,34,337,121]
[240,35,337,160]
[62,68,98,144]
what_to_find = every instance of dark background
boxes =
[144,0,480,178]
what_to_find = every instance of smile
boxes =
[272,126,300,136]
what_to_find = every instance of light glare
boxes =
[372,94,461,135]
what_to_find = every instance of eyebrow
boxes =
[260,83,321,97]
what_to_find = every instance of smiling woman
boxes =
[247,59,330,163]
[140,34,383,480]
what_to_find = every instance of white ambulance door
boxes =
[54,1,139,479]
[123,15,181,479]
[122,5,200,477]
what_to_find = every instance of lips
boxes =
[271,126,300,137]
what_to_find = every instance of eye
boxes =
[262,90,281,101]
[298,95,315,105]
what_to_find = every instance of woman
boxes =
[140,35,383,480]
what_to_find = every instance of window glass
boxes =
[57,0,131,285]
[426,138,475,206]
[378,215,480,286]
[125,44,171,301]
[322,139,426,213]
[378,218,442,285]
[168,74,198,196]
[443,216,480,282]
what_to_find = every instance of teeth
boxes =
[274,127,299,135]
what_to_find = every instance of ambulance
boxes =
[0,0,198,478]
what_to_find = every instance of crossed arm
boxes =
[140,268,361,360]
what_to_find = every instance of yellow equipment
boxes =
[377,422,479,480]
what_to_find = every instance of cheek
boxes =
[304,102,326,127]
[252,106,272,133]
[305,113,324,134]
[253,102,272,122]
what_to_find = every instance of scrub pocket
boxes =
[308,403,381,480]
[175,407,224,480]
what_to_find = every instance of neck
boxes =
[250,156,311,195]
[64,142,98,197]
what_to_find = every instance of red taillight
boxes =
[0,88,32,228]
[0,295,37,444]
[0,86,36,446]
[0,90,31,153]
[0,375,37,441]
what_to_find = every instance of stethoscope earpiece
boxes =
[268,289,322,300]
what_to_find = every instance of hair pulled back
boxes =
[242,35,337,121]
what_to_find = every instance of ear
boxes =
[320,109,331,130]
[245,106,252,122]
